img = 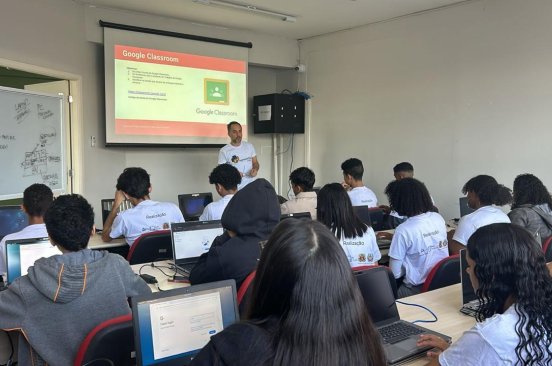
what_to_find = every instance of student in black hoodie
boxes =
[189,178,280,288]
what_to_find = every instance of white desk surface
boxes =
[88,233,126,250]
[131,260,189,292]
[398,284,475,366]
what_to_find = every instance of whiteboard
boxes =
[0,86,65,200]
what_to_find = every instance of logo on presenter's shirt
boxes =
[231,155,239,163]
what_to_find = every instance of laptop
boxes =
[355,267,451,364]
[177,193,213,221]
[0,206,29,240]
[280,212,312,220]
[459,197,476,217]
[353,206,386,231]
[459,249,481,317]
[170,221,224,274]
[132,280,239,366]
[5,237,62,284]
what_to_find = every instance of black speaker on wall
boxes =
[253,93,305,134]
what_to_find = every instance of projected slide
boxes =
[113,44,247,142]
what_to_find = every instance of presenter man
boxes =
[218,121,259,189]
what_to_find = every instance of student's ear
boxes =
[91,225,96,237]
[148,185,152,194]
[20,204,27,214]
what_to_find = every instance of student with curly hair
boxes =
[449,175,512,254]
[418,223,552,365]
[191,219,386,366]
[317,183,381,267]
[385,178,448,298]
[508,173,552,244]
[199,164,242,221]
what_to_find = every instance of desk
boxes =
[398,284,475,366]
[88,233,126,250]
[131,260,188,292]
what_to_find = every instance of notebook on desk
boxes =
[359,267,451,364]
[170,221,224,275]
[459,249,482,317]
[132,280,239,366]
[5,237,62,284]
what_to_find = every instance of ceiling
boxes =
[74,0,472,39]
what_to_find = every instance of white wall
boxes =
[299,0,552,220]
[0,0,299,226]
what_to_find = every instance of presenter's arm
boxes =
[101,190,125,242]
[249,156,260,177]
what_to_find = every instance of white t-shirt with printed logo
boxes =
[347,186,378,208]
[388,212,448,286]
[199,194,233,221]
[0,224,48,274]
[110,200,184,246]
[453,205,510,245]
[339,226,382,267]
[218,141,256,189]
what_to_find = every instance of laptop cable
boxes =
[395,300,438,324]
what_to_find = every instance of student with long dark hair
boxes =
[317,183,381,266]
[449,175,512,254]
[418,223,552,365]
[509,173,552,244]
[385,178,448,298]
[191,219,387,366]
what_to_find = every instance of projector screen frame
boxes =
[101,21,251,148]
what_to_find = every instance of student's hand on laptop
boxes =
[378,205,391,214]
[416,334,450,358]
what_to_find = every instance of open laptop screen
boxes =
[460,249,477,304]
[132,280,239,366]
[6,238,61,283]
[177,193,213,221]
[0,206,28,240]
[171,221,223,266]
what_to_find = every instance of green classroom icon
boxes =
[204,79,229,105]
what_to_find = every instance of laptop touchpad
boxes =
[397,337,420,352]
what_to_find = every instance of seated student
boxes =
[199,164,241,221]
[418,223,552,365]
[102,167,184,246]
[0,194,151,365]
[341,158,378,207]
[280,167,317,219]
[191,219,386,366]
[449,175,512,254]
[189,178,280,288]
[386,178,448,298]
[0,183,53,274]
[508,173,552,245]
[317,183,381,267]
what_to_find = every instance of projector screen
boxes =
[103,27,249,146]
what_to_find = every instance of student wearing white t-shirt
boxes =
[449,175,512,255]
[280,167,317,220]
[385,178,448,298]
[340,158,378,207]
[102,167,184,246]
[417,223,552,366]
[218,121,259,190]
[317,183,381,267]
[0,184,53,274]
[199,164,241,221]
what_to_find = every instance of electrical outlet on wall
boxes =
[90,136,96,147]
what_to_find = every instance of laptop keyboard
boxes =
[378,322,423,344]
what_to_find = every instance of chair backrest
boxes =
[74,314,134,366]
[543,236,552,263]
[237,270,256,317]
[353,265,398,300]
[127,230,172,265]
[421,254,460,293]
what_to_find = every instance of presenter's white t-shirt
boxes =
[199,194,233,221]
[439,305,550,365]
[347,186,378,208]
[110,200,184,246]
[453,205,510,245]
[0,224,48,274]
[218,141,256,189]
[388,212,448,286]
[339,227,381,267]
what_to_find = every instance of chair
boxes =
[353,265,398,300]
[127,230,172,265]
[543,236,552,263]
[421,254,460,293]
[74,314,134,366]
[237,270,256,317]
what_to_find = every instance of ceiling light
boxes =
[192,0,297,23]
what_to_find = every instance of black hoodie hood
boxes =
[221,178,280,239]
